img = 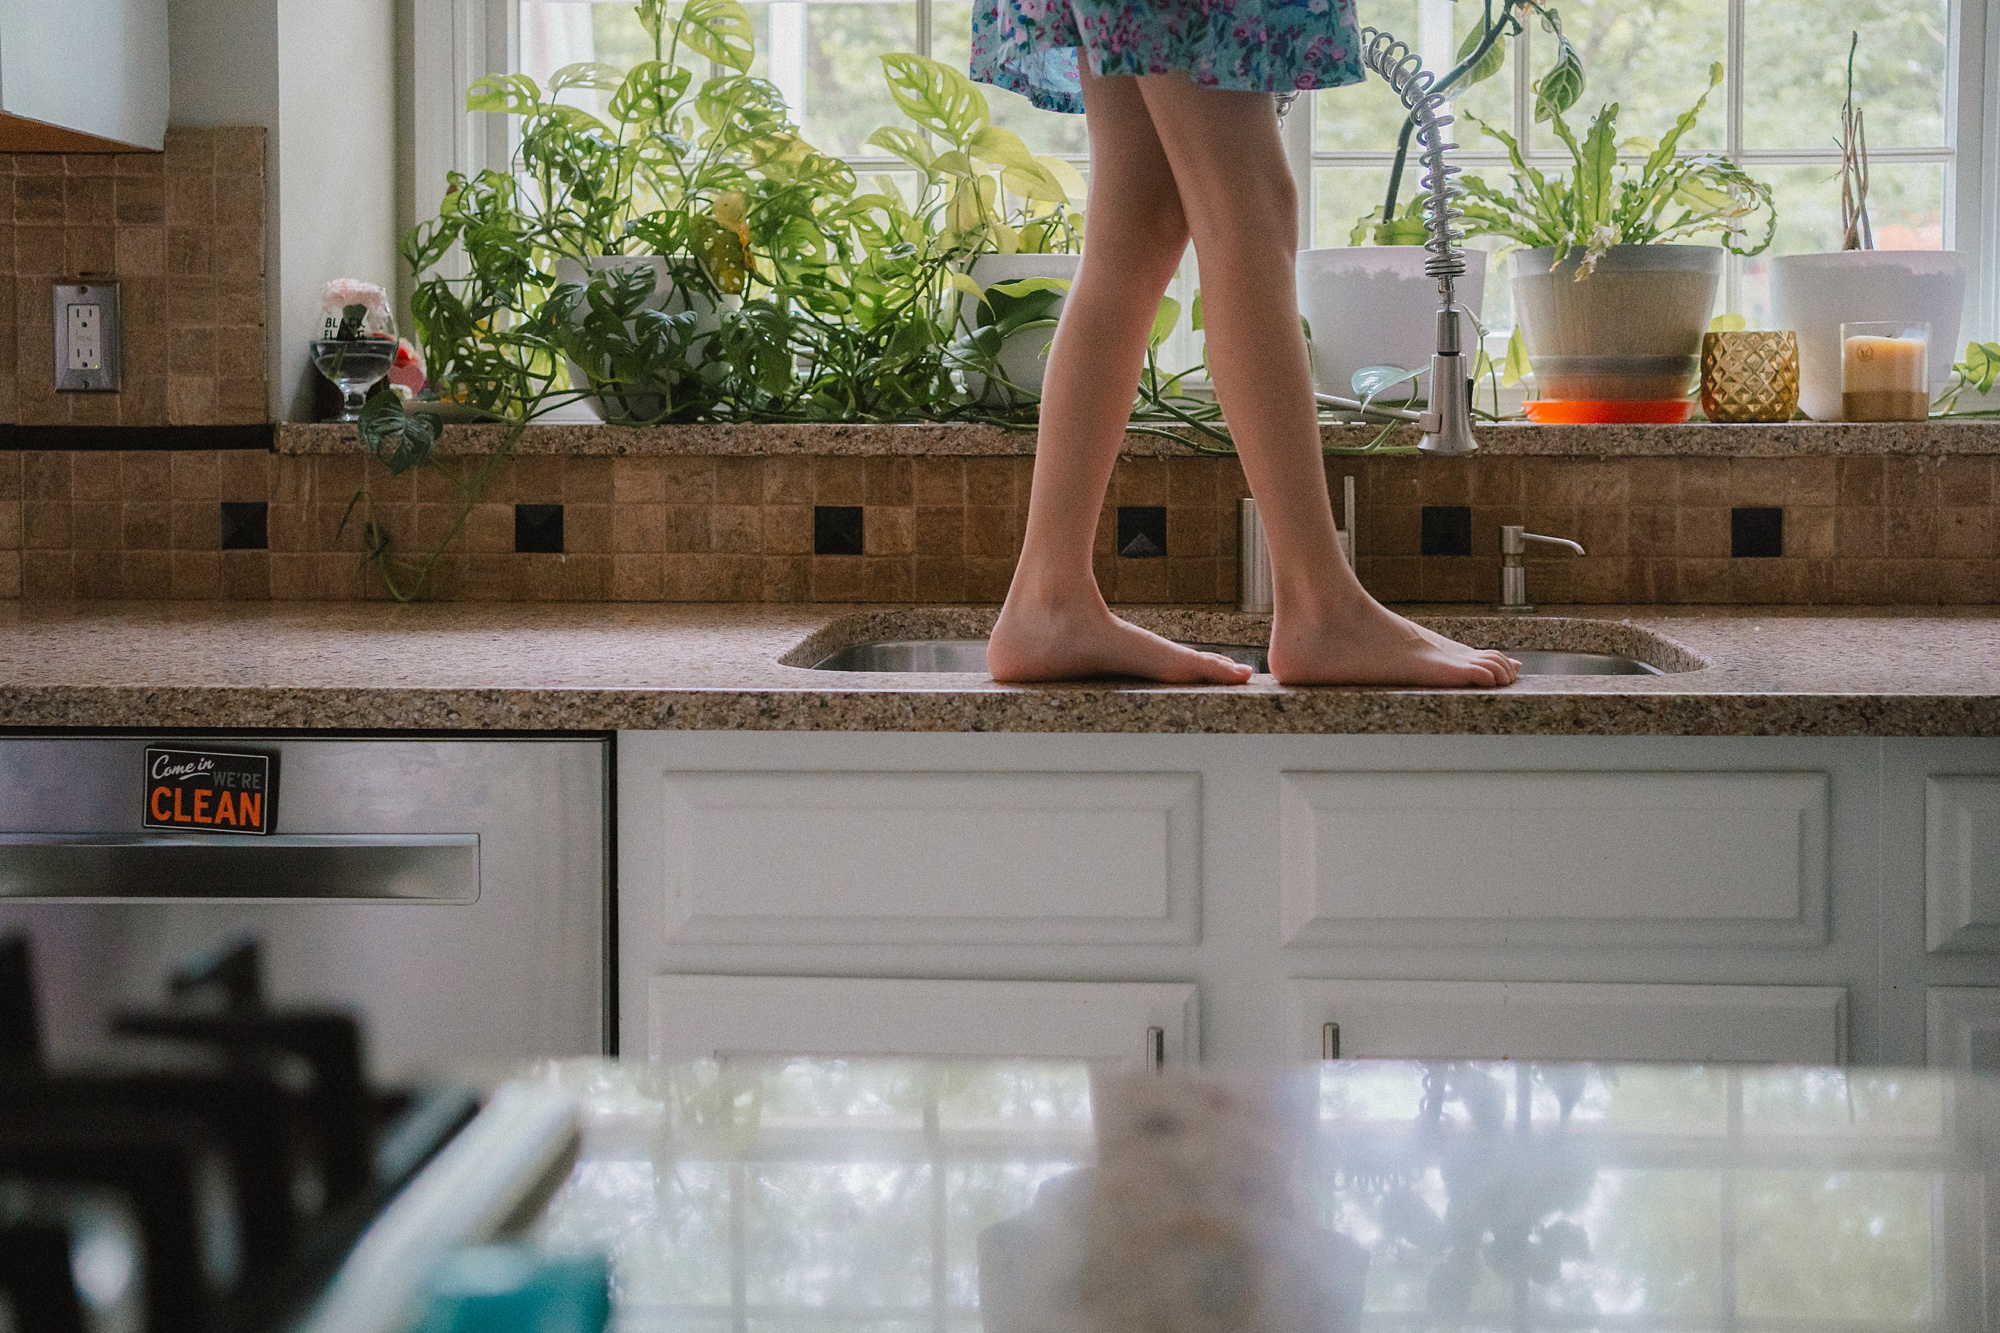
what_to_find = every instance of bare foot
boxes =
[1267,598,1521,688]
[990,597,1254,684]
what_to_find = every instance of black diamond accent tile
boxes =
[219,501,268,551]
[1731,506,1783,558]
[814,505,865,556]
[1117,506,1167,558]
[515,503,564,554]
[1420,505,1472,557]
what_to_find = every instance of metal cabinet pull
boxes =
[1322,1022,1341,1061]
[1145,1026,1165,1073]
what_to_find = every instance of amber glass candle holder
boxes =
[1841,321,1930,422]
[1700,331,1800,423]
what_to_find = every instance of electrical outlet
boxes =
[54,283,121,392]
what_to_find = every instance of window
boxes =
[517,0,1085,168]
[427,0,1994,346]
[1310,0,1983,339]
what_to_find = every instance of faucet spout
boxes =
[1355,26,1478,457]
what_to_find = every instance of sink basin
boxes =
[808,639,1663,676]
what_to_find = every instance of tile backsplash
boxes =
[0,127,267,427]
[0,448,1992,604]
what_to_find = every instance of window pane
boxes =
[1742,0,1950,150]
[933,2,1091,157]
[1736,162,1947,328]
[1443,2,1515,139]
[1527,0,1727,153]
[1312,163,1397,248]
[520,0,656,118]
[746,0,920,157]
[1315,0,1417,152]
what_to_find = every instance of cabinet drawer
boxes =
[654,771,1200,944]
[1926,777,2000,952]
[650,975,1198,1065]
[1280,770,1829,947]
[1290,980,1847,1064]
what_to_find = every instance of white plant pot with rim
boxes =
[1511,244,1723,402]
[1768,250,1967,421]
[961,252,1082,404]
[1296,246,1486,405]
[551,254,735,423]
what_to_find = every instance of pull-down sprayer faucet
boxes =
[1310,28,1480,457]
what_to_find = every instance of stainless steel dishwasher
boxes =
[0,735,609,1078]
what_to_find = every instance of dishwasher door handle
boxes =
[0,833,480,902]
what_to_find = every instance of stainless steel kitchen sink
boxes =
[808,639,1663,676]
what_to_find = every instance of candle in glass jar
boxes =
[1841,321,1929,422]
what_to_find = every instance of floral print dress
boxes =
[970,0,1366,114]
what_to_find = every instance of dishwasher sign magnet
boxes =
[143,747,277,835]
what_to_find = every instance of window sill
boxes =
[273,419,2000,459]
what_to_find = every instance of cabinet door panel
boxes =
[656,771,1200,944]
[1281,771,1828,947]
[651,975,1198,1065]
[1289,980,1846,1064]
[1926,988,2000,1071]
[1925,777,2000,953]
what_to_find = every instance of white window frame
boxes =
[413,0,1996,343]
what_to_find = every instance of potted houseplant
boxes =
[863,53,1084,406]
[1769,35,1966,420]
[1457,63,1776,419]
[454,0,799,423]
[1298,1,1576,401]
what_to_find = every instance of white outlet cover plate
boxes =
[54,282,121,392]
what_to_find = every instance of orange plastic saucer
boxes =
[1523,399,1696,425]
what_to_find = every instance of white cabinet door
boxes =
[1927,988,2000,1071]
[1290,980,1847,1064]
[648,769,1201,945]
[1926,777,2000,952]
[1280,770,1830,947]
[650,975,1198,1066]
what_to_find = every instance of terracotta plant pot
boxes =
[1768,250,1967,421]
[1295,246,1486,404]
[1512,245,1723,402]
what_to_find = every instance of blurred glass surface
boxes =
[531,1058,1999,1333]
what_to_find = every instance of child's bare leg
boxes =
[1133,74,1519,687]
[987,69,1252,685]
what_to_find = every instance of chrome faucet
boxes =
[1497,525,1584,614]
[1311,28,1479,457]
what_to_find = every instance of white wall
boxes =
[275,0,398,420]
[167,0,398,421]
[2,0,170,149]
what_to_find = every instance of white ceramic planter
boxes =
[1768,250,1967,421]
[551,255,734,422]
[1295,247,1486,403]
[1511,245,1723,402]
[961,253,1083,404]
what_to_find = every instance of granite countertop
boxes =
[0,601,1994,736]
[275,419,2000,458]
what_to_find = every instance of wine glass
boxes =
[311,303,399,422]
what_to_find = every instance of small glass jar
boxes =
[1840,321,1929,422]
[1700,331,1800,423]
